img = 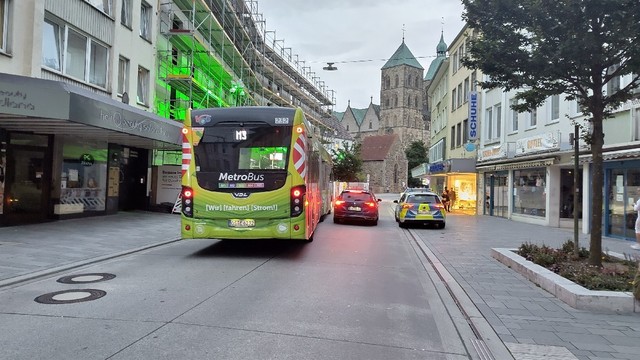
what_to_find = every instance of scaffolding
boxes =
[156,0,343,139]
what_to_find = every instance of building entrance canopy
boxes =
[0,73,181,150]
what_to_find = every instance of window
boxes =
[394,94,398,107]
[66,29,87,80]
[529,108,537,127]
[42,19,62,70]
[140,1,152,41]
[408,74,412,87]
[117,56,129,95]
[121,0,132,28]
[495,104,502,138]
[452,88,457,108]
[456,122,462,147]
[42,19,109,88]
[0,0,7,52]
[485,107,493,139]
[394,75,399,87]
[452,50,458,74]
[463,78,469,103]
[85,0,112,15]
[607,64,620,95]
[463,119,469,144]
[450,126,455,149]
[137,66,150,105]
[89,41,108,87]
[551,95,559,121]
[510,99,518,132]
[369,122,372,129]
[457,84,462,107]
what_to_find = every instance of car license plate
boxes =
[348,206,361,211]
[228,219,255,228]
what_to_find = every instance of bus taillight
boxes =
[182,186,194,217]
[290,185,305,217]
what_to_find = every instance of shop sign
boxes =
[480,144,507,161]
[468,91,478,140]
[80,154,95,166]
[429,160,451,174]
[515,131,560,155]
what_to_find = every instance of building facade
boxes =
[0,0,339,226]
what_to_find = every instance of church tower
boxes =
[379,38,426,148]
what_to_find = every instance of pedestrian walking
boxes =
[632,187,640,250]
[441,187,450,212]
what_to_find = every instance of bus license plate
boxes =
[228,219,255,228]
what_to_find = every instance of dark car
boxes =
[333,189,381,225]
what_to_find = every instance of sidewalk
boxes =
[410,211,640,360]
[1,206,639,360]
[0,211,181,287]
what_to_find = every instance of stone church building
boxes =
[335,36,442,193]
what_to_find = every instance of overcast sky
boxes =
[256,0,466,112]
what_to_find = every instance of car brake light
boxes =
[334,199,345,205]
[364,202,376,207]
[402,204,412,209]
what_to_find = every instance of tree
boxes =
[462,0,640,267]
[405,140,429,187]
[331,142,363,182]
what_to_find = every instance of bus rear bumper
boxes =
[181,217,309,240]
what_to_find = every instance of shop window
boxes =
[513,168,546,217]
[58,138,108,214]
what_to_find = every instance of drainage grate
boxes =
[34,289,106,304]
[57,273,116,284]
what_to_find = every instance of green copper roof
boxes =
[333,110,344,121]
[351,107,368,126]
[425,32,448,80]
[381,41,424,70]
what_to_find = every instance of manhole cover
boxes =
[57,273,116,284]
[34,289,106,304]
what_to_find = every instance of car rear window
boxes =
[407,194,441,204]
[341,192,374,201]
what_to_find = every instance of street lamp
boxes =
[323,62,338,71]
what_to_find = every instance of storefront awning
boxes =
[0,73,182,150]
[476,156,557,171]
[578,146,640,163]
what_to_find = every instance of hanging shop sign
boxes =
[468,91,478,141]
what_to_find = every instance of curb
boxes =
[0,238,182,290]
[411,231,515,360]
[491,248,640,314]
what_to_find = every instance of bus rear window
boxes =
[192,123,292,192]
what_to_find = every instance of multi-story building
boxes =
[0,0,339,226]
[422,25,479,213]
[475,60,640,243]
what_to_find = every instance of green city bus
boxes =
[180,106,332,241]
